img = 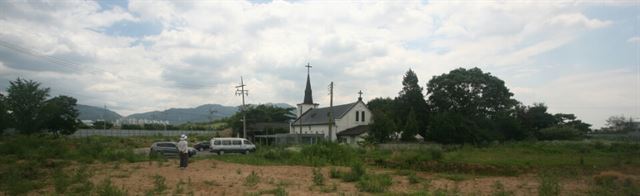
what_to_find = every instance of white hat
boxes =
[180,134,187,140]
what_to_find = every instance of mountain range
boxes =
[75,103,294,125]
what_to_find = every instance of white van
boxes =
[209,138,256,155]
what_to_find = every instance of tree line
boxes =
[367,67,594,144]
[0,78,80,136]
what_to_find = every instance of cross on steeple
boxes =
[305,62,312,75]
[358,90,363,101]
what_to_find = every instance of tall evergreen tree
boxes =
[395,69,429,137]
[401,109,419,141]
[368,110,396,143]
[0,93,7,133]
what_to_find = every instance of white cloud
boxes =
[628,36,640,44]
[0,0,629,128]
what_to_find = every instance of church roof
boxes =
[303,73,314,104]
[292,101,360,126]
[337,125,369,136]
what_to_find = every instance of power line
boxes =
[235,76,248,139]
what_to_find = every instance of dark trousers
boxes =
[179,152,188,168]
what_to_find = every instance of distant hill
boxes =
[75,104,122,121]
[77,103,296,125]
[125,104,239,125]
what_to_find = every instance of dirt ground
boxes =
[41,159,639,195]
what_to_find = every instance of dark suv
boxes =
[193,141,210,151]
[149,142,196,157]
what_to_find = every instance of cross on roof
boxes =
[305,62,312,74]
[358,90,363,98]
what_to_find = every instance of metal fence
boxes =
[70,129,216,137]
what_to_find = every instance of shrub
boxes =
[342,163,366,182]
[244,171,260,187]
[329,167,343,179]
[96,178,128,196]
[408,172,421,184]
[312,168,324,186]
[356,174,392,193]
[538,126,582,140]
[538,174,560,196]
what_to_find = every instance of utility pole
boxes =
[103,104,107,130]
[209,108,217,131]
[328,82,334,141]
[235,76,248,139]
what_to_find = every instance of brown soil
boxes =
[34,159,634,195]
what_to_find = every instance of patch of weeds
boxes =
[356,174,393,193]
[236,168,242,175]
[312,168,324,186]
[0,161,45,195]
[145,174,167,195]
[320,182,338,193]
[244,170,261,187]
[437,173,468,182]
[204,180,221,186]
[329,167,344,179]
[396,169,413,176]
[492,180,514,196]
[408,172,422,184]
[96,178,128,196]
[53,167,72,194]
[538,174,560,196]
[589,173,640,196]
[261,186,288,196]
[174,179,186,195]
[342,162,366,182]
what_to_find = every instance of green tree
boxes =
[42,96,80,135]
[604,115,635,133]
[228,104,295,134]
[368,111,396,143]
[6,78,50,134]
[395,69,429,137]
[401,109,419,141]
[426,67,517,118]
[515,103,558,138]
[0,93,8,132]
[367,97,395,115]
[427,112,484,144]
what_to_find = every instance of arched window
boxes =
[361,111,365,122]
[355,110,359,121]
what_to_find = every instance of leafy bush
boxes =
[356,174,392,193]
[329,167,343,179]
[312,168,324,186]
[244,171,260,187]
[538,126,583,140]
[342,162,366,182]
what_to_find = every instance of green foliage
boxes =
[96,178,128,196]
[342,162,366,182]
[368,111,396,143]
[396,69,429,137]
[5,78,50,134]
[312,168,324,186]
[589,173,640,196]
[329,167,343,179]
[538,126,583,140]
[146,175,167,195]
[244,171,261,187]
[0,93,8,132]
[402,109,420,141]
[427,112,486,144]
[492,180,514,196]
[42,95,80,135]
[427,67,517,119]
[538,174,561,196]
[227,104,295,133]
[407,172,421,184]
[356,174,393,193]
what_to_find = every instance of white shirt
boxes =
[177,140,188,153]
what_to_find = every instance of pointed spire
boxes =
[303,63,313,104]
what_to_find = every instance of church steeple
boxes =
[303,63,313,104]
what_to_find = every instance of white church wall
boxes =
[335,102,372,132]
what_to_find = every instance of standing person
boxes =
[177,134,189,169]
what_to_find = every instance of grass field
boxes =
[0,135,639,195]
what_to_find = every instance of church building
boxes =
[290,65,373,143]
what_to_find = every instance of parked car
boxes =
[193,141,210,151]
[209,138,256,155]
[149,142,197,157]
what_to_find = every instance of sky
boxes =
[0,0,638,128]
